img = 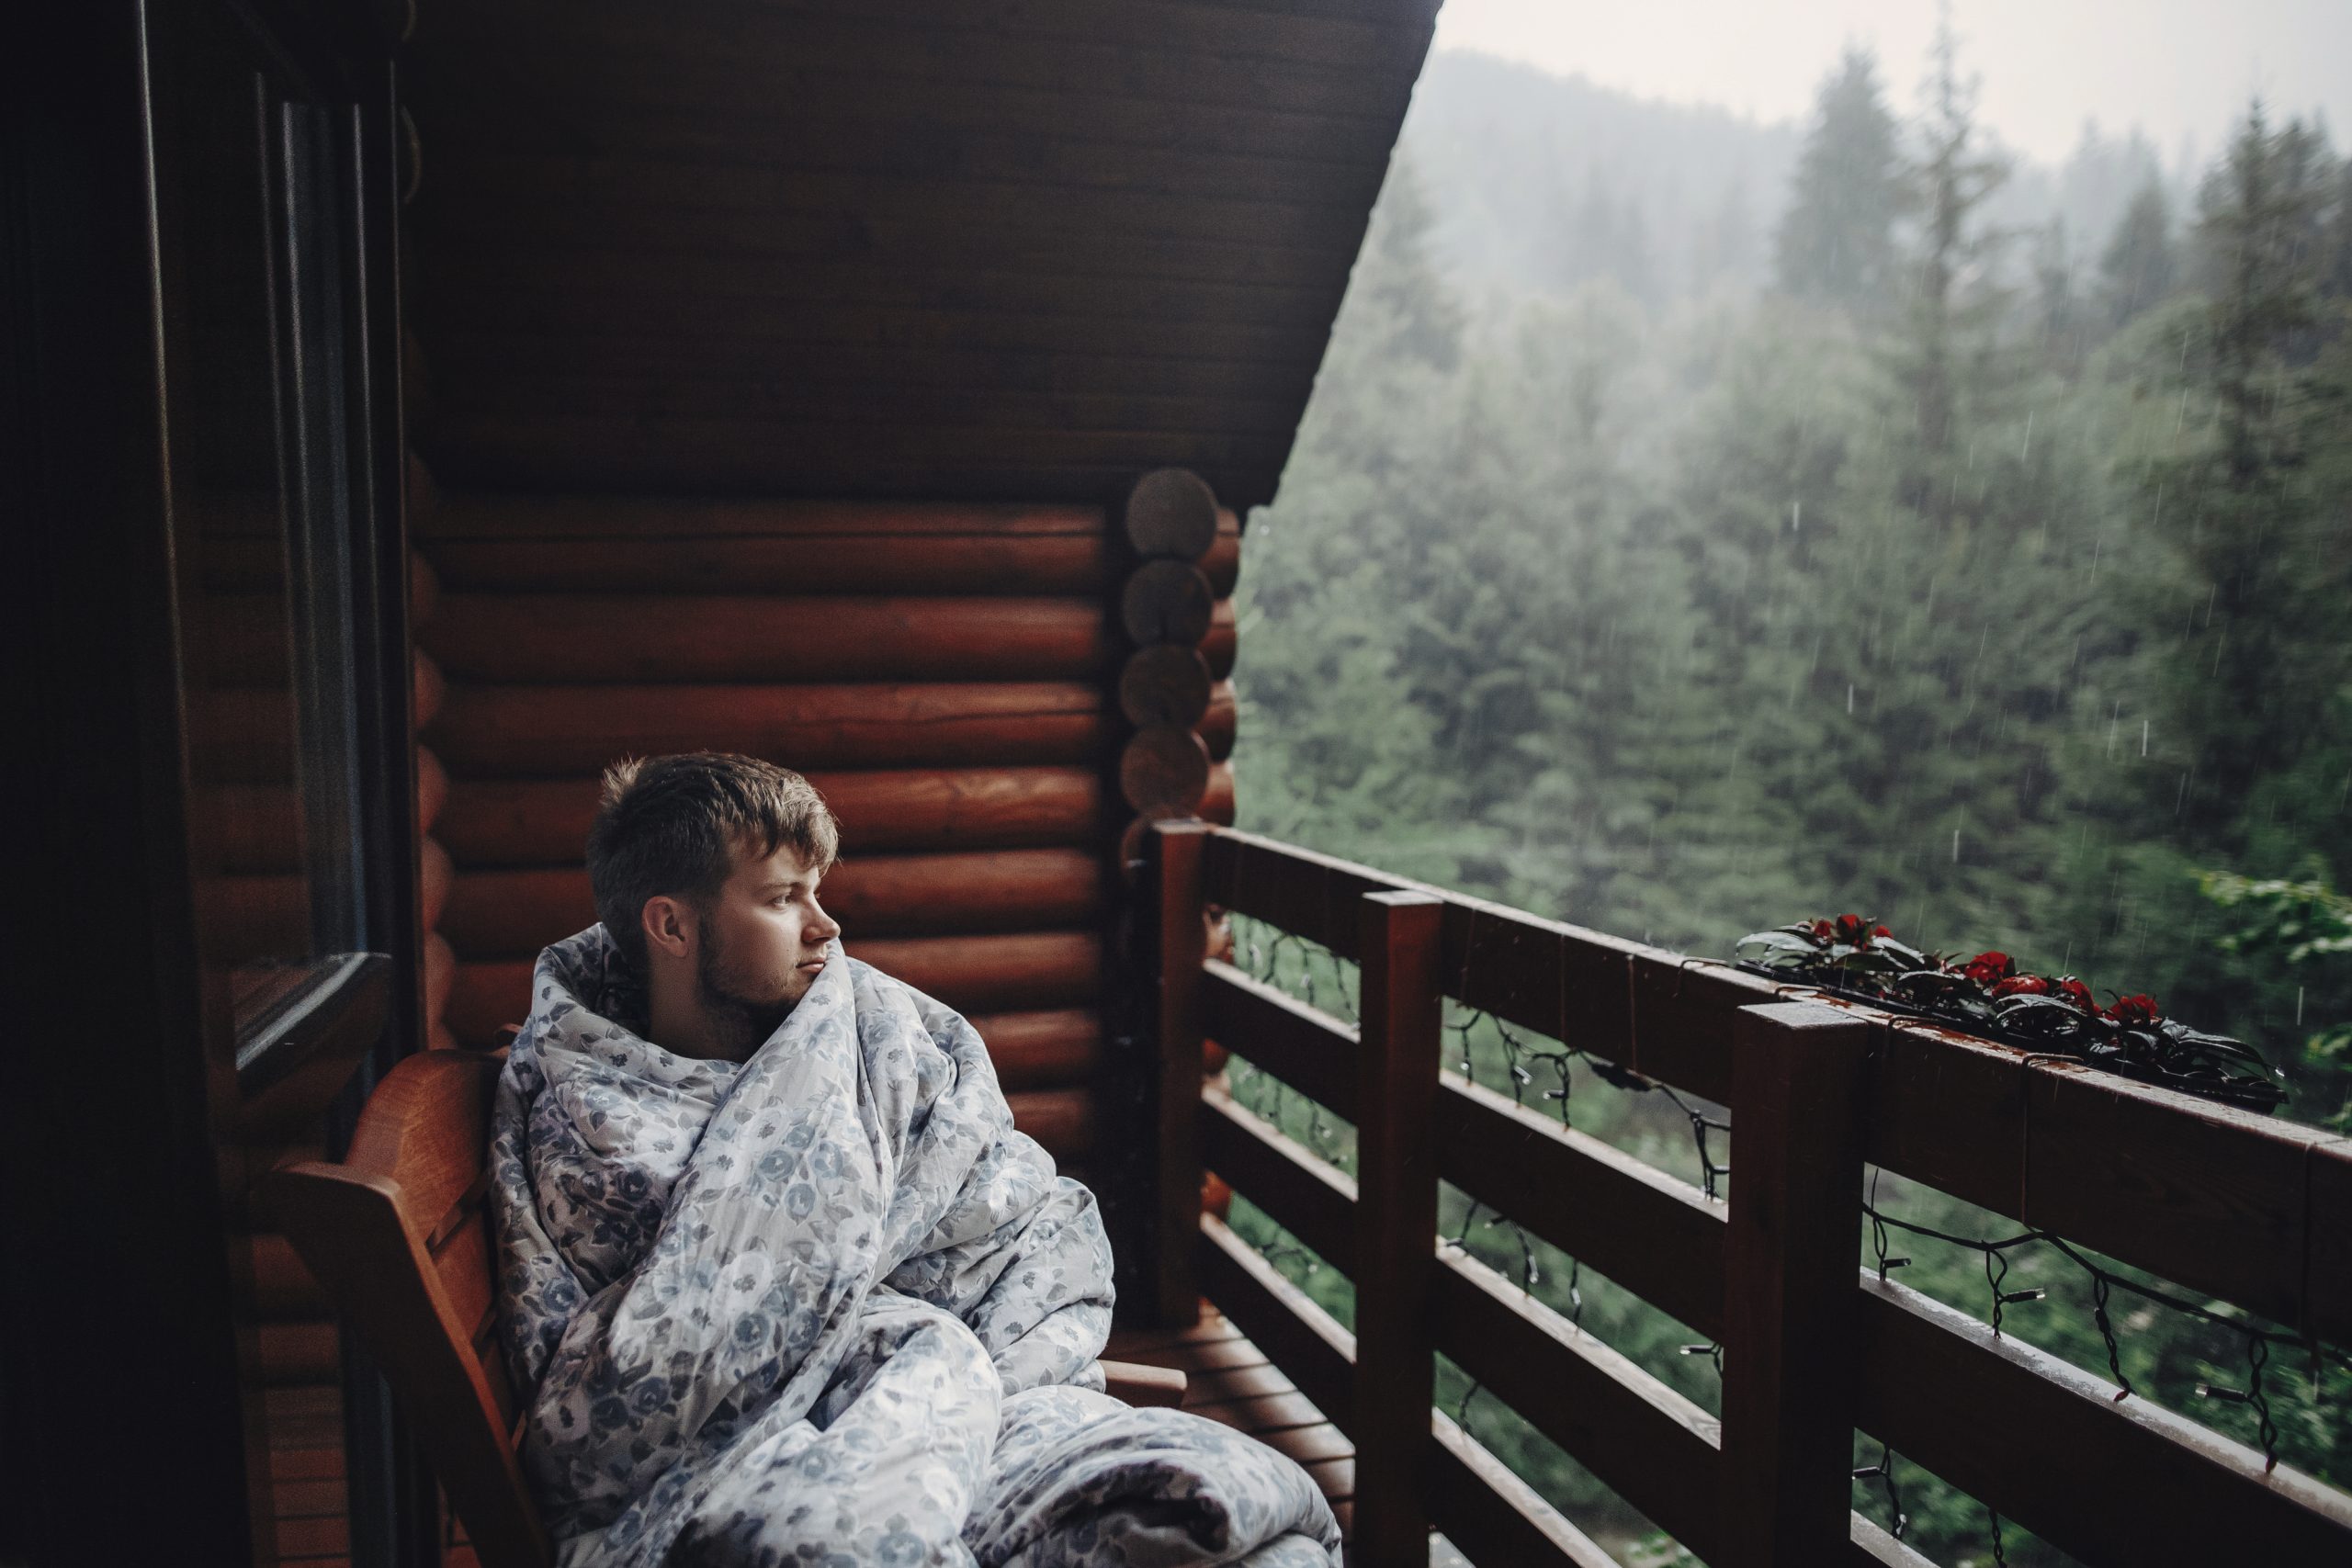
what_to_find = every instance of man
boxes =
[491,752,1341,1568]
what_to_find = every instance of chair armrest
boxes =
[1099,1359,1186,1408]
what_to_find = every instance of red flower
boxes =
[1993,975,2051,998]
[1961,951,2015,987]
[1871,924,1892,939]
[2053,977,2096,1011]
[1811,918,1837,942]
[1835,913,1869,943]
[2106,994,2162,1026]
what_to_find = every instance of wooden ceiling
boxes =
[401,0,1442,506]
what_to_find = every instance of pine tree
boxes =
[1354,154,1464,371]
[1772,48,1910,309]
[2098,181,2177,328]
[1889,10,2011,470]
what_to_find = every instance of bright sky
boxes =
[1430,0,2351,164]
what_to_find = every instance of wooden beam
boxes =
[1718,1002,1872,1568]
[1152,822,1211,1326]
[1433,1076,1725,1340]
[1200,1084,1357,1274]
[1854,1272,2352,1563]
[1351,889,1443,1567]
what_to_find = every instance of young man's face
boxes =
[693,840,842,1036]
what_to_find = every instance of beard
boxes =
[694,915,797,1060]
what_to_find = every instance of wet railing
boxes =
[1144,823,2352,1568]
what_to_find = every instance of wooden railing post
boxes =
[1719,1000,1873,1568]
[1353,889,1445,1567]
[1150,820,1211,1327]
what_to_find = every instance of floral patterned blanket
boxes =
[491,925,1342,1568]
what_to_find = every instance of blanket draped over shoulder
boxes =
[492,926,1342,1568]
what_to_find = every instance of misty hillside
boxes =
[1396,49,2175,308]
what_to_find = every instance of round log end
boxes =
[1119,559,1215,648]
[1118,644,1214,728]
[1119,725,1212,817]
[1123,468,1219,559]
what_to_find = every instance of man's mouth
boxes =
[797,957,827,973]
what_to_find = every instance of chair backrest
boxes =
[266,1049,551,1568]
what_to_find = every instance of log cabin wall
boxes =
[311,2,1438,1559]
[404,468,1131,1171]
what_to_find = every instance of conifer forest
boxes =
[1225,32,2352,1566]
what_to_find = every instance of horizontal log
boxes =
[1200,961,1357,1120]
[447,932,1102,1043]
[1201,598,1237,681]
[437,767,1110,866]
[422,595,1114,684]
[1435,1077,1725,1340]
[1121,559,1216,647]
[1120,726,1211,817]
[1006,1088,1097,1160]
[424,534,1110,597]
[1124,468,1220,559]
[1201,1084,1357,1273]
[440,849,1106,956]
[972,1009,1101,1092]
[1855,1271,2352,1564]
[1194,1213,1354,1430]
[1428,1413,1621,1568]
[1434,1248,1722,1561]
[424,682,1110,776]
[424,495,1102,543]
[1199,683,1235,762]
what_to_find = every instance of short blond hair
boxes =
[584,752,840,970]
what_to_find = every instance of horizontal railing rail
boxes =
[1148,822,2352,1568]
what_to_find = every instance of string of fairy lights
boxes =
[1210,902,2349,1564]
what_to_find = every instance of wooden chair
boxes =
[266,1048,1185,1568]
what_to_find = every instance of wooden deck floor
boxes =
[1103,1306,1355,1540]
[290,1307,1351,1568]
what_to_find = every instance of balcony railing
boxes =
[1144,822,2352,1568]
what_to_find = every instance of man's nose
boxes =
[811,905,842,942]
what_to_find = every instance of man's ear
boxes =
[640,895,695,961]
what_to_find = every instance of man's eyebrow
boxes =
[756,876,809,894]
